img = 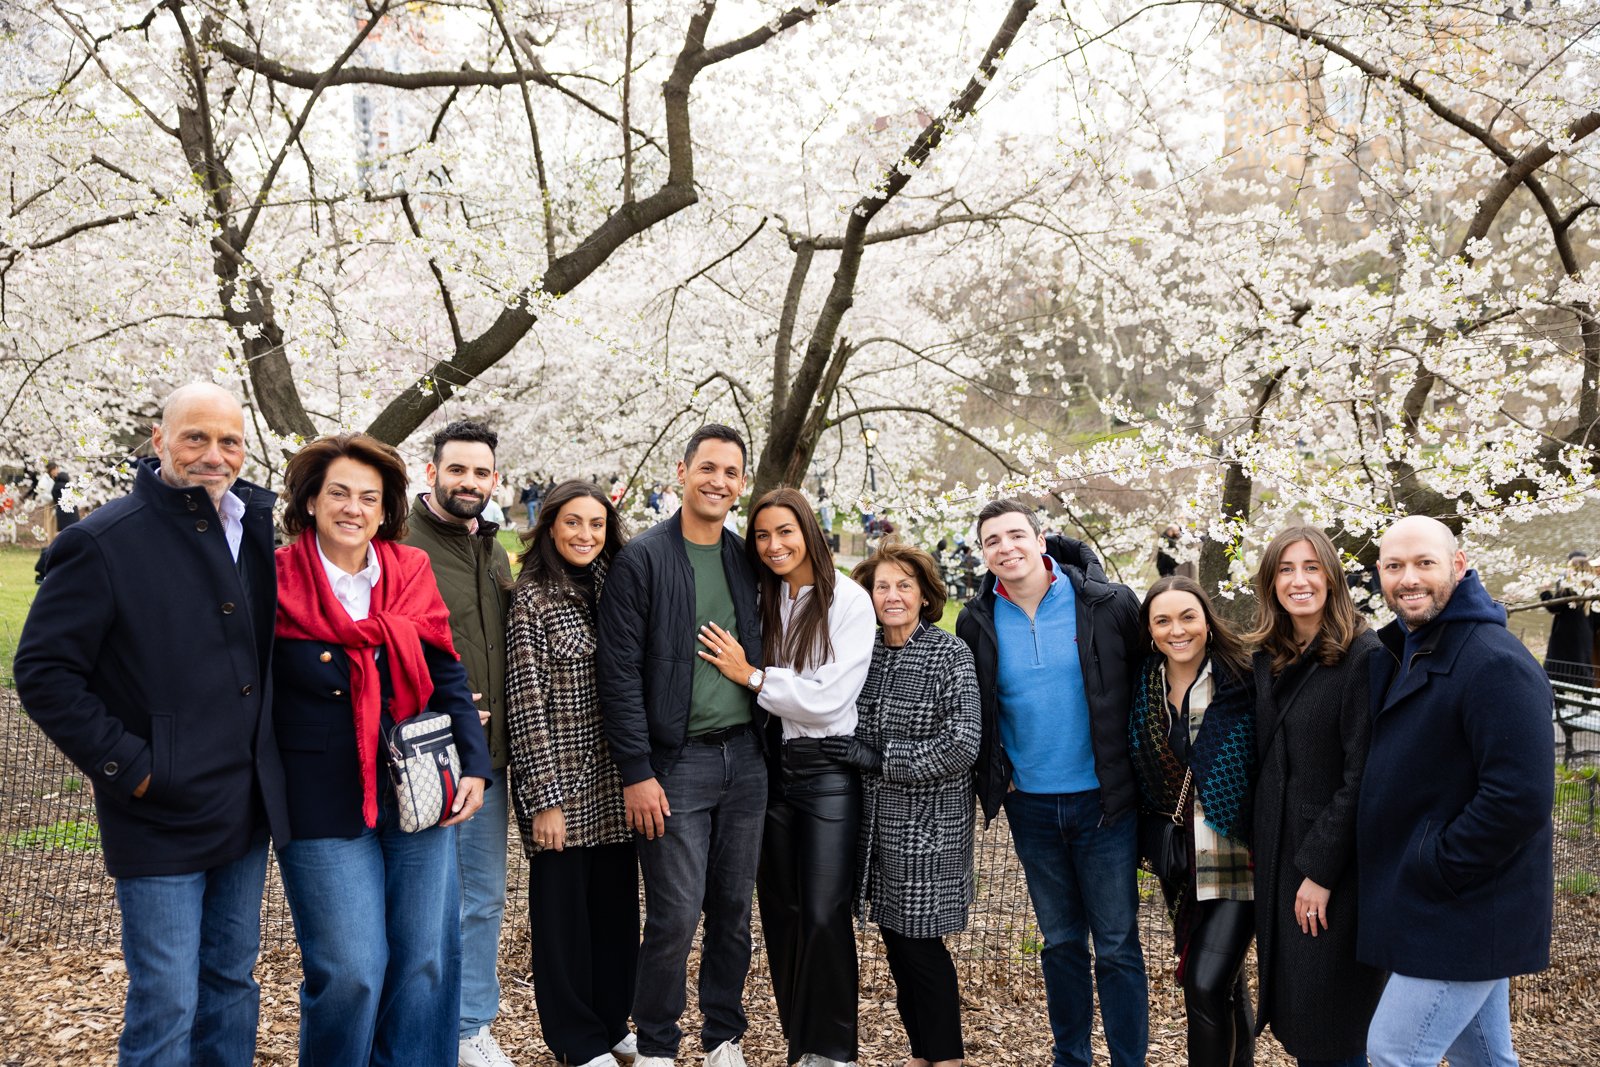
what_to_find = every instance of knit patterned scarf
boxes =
[1128,653,1255,843]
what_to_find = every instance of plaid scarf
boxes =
[1128,653,1255,843]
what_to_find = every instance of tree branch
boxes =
[361,1,830,445]
[235,3,389,245]
[772,241,814,421]
[829,403,1021,475]
[489,0,555,264]
[209,31,666,156]
[754,0,1037,496]
[398,193,464,351]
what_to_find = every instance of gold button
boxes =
[319,651,332,663]
[332,689,343,697]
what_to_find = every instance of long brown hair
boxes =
[748,488,836,675]
[1247,525,1368,673]
[1140,575,1250,679]
[515,479,629,597]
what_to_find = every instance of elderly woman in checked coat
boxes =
[506,479,639,1067]
[846,540,981,1067]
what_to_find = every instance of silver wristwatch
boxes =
[746,669,764,691]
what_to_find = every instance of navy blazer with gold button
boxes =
[274,636,493,839]
[14,457,288,877]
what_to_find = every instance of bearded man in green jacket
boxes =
[404,420,515,1067]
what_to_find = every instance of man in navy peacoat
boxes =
[13,383,288,1067]
[1359,515,1553,1067]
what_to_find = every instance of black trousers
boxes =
[1184,898,1256,1067]
[528,842,640,1065]
[757,739,861,1064]
[881,927,964,1061]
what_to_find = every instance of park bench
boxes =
[1550,675,1600,763]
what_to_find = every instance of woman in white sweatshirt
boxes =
[696,487,875,1067]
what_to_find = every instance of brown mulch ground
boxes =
[2,932,1598,1066]
[4,693,1599,1065]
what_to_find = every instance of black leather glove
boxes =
[819,736,882,775]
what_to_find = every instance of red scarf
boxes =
[275,535,459,828]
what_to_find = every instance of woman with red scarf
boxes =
[272,433,491,1065]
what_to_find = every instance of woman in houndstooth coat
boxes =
[849,541,981,1067]
[506,479,639,1067]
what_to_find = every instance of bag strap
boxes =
[1168,767,1193,825]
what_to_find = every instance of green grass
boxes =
[1558,871,1598,897]
[0,545,40,688]
[1555,765,1598,838]
[5,817,100,852]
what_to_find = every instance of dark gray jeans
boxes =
[633,729,768,1058]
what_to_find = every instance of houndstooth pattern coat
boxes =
[853,623,982,938]
[505,565,629,855]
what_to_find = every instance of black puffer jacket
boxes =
[956,536,1143,825]
[597,512,763,785]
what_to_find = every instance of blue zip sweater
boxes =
[994,559,1098,793]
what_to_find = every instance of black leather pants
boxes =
[1184,898,1256,1067]
[756,739,862,1064]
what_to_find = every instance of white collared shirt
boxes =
[757,576,876,739]
[217,490,245,562]
[316,538,381,622]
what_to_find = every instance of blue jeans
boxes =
[1368,975,1516,1067]
[633,730,767,1058]
[114,840,269,1067]
[1003,789,1149,1067]
[457,774,509,1036]
[276,806,461,1066]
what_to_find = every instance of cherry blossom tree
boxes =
[3,0,1596,604]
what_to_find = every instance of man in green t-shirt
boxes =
[598,425,766,1067]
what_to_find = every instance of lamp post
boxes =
[861,422,879,494]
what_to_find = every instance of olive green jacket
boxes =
[403,495,513,769]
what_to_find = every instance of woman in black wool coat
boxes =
[1246,526,1386,1067]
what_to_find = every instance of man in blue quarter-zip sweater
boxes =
[957,499,1148,1067]
[1361,515,1553,1067]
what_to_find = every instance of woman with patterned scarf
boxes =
[1130,575,1257,1067]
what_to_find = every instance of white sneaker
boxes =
[575,1054,619,1067]
[613,1032,639,1061]
[635,1058,675,1067]
[794,1056,851,1067]
[459,1025,516,1067]
[705,1041,748,1067]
